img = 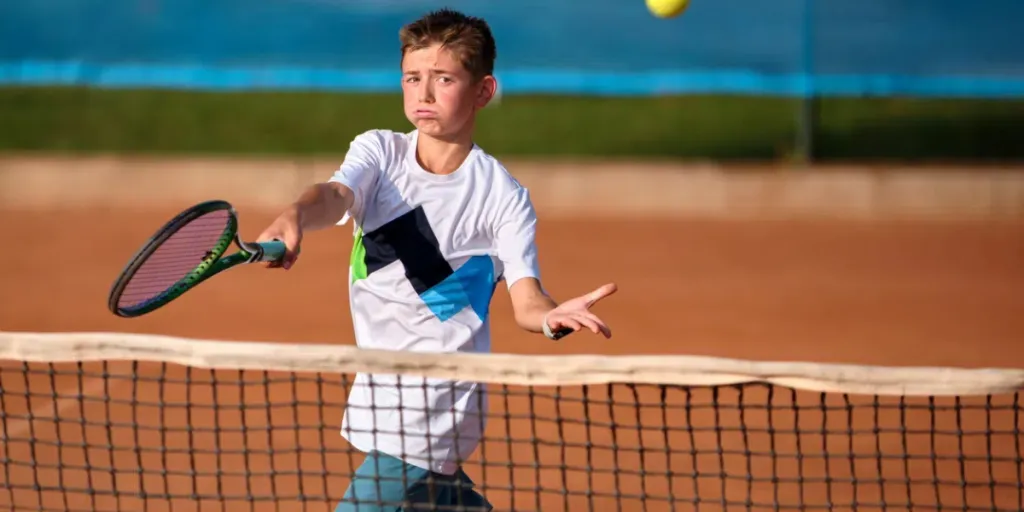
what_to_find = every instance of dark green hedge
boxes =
[2,87,1022,162]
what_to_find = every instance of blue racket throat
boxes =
[238,239,288,264]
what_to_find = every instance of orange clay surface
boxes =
[2,207,1024,511]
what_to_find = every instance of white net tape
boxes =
[2,330,1023,397]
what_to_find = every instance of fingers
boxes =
[574,315,603,337]
[279,232,302,270]
[278,246,300,270]
[555,312,599,336]
[583,311,612,338]
[545,283,618,339]
[585,282,618,306]
[576,311,611,338]
[257,213,303,270]
[548,311,612,339]
[550,316,584,334]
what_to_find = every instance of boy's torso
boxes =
[337,129,531,474]
[345,129,520,354]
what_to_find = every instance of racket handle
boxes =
[255,240,288,263]
[549,327,574,340]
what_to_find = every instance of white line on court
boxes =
[0,365,125,455]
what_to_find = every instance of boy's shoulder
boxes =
[348,128,413,158]
[472,145,528,194]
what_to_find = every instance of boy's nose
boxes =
[418,82,434,103]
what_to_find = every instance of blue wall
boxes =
[2,0,1023,97]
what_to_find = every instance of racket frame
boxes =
[107,200,284,318]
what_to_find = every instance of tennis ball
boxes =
[646,0,690,18]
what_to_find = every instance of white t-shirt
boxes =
[328,128,541,475]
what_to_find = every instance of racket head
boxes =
[108,200,239,318]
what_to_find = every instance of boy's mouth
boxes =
[414,109,438,118]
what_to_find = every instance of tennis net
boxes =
[1,331,1022,511]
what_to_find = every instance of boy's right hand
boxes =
[256,206,303,270]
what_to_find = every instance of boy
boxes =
[256,8,617,511]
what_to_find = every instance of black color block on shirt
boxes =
[360,206,454,295]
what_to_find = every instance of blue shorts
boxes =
[335,451,493,512]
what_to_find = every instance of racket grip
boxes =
[256,240,288,263]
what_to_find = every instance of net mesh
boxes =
[1,331,1022,512]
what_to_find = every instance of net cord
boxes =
[1,330,1022,397]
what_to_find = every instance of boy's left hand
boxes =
[545,283,617,339]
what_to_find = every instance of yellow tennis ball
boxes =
[646,0,690,18]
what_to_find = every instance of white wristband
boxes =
[542,312,557,339]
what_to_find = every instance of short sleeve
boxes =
[494,186,541,289]
[327,131,385,226]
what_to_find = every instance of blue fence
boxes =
[2,0,1023,97]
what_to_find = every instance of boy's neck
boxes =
[415,130,475,176]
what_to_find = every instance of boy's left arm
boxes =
[495,187,616,340]
[508,278,617,339]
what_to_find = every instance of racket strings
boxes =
[118,210,232,308]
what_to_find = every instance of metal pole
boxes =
[796,0,816,164]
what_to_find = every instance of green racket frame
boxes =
[107,200,286,318]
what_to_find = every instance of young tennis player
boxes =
[256,8,616,511]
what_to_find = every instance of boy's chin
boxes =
[411,119,451,137]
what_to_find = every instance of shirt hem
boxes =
[341,430,466,476]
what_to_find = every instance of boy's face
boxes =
[401,43,495,140]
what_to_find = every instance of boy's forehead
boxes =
[402,45,464,72]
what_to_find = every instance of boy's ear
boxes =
[476,75,497,108]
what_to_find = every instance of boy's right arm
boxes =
[256,181,355,270]
[257,130,385,270]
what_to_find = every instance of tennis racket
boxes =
[108,200,286,318]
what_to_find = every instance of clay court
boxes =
[2,203,1024,511]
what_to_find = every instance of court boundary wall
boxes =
[2,155,1024,220]
[6,62,1024,98]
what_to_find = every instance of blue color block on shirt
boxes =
[419,255,495,322]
